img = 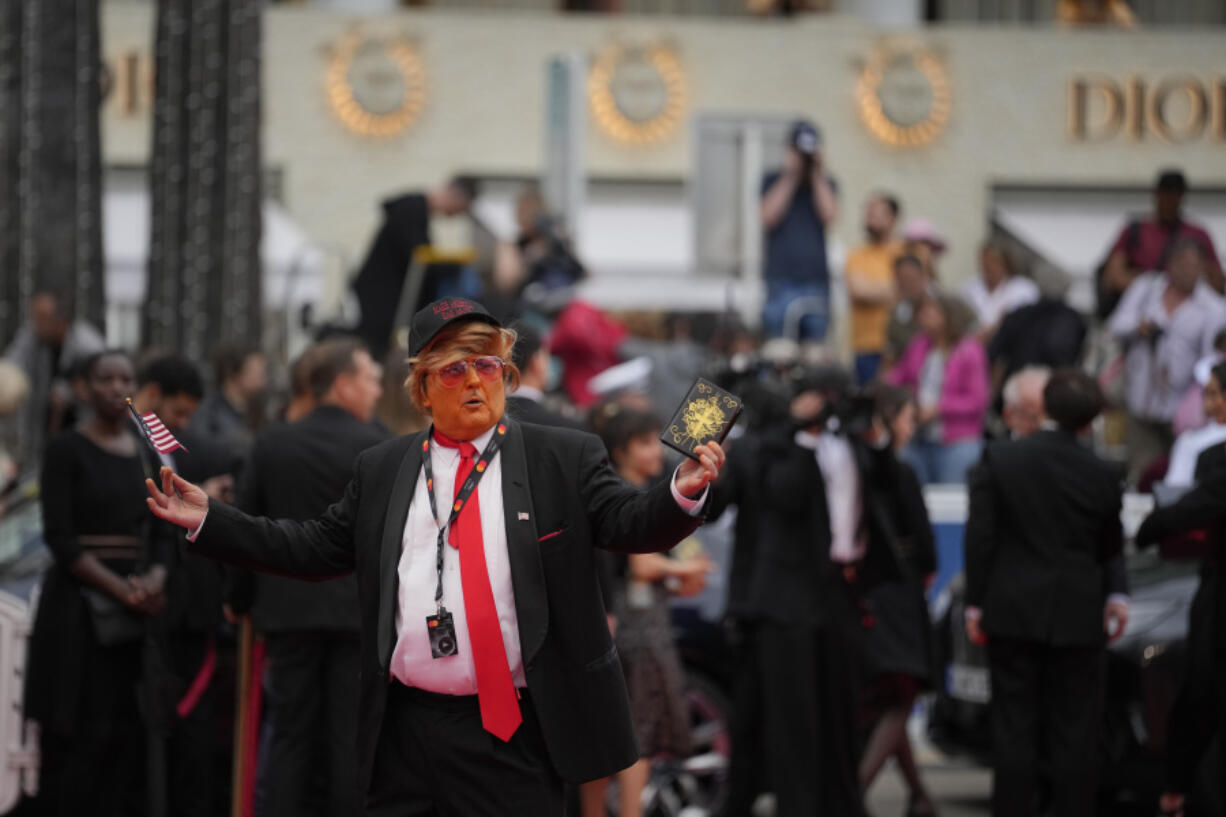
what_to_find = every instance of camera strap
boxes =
[421,421,508,611]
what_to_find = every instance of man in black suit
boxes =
[964,369,1129,817]
[713,368,904,817]
[233,337,388,817]
[505,324,582,430]
[132,354,237,817]
[144,298,724,817]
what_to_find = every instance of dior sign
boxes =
[1068,76,1226,143]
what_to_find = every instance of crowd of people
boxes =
[0,121,1223,817]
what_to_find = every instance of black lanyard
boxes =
[421,421,508,610]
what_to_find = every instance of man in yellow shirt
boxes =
[844,194,903,384]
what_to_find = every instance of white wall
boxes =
[99,4,1226,310]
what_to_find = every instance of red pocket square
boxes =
[537,529,566,543]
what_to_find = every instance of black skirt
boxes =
[859,572,935,688]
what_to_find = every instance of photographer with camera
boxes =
[760,120,839,341]
[1108,238,1226,484]
[711,366,904,817]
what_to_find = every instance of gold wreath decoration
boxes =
[325,33,427,138]
[588,43,686,145]
[855,48,951,149]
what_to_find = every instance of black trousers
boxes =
[719,619,765,817]
[168,633,217,817]
[986,638,1104,817]
[1165,568,1218,796]
[757,583,866,817]
[263,631,363,817]
[364,684,563,817]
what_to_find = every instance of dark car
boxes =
[928,548,1223,816]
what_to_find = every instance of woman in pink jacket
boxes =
[888,293,990,484]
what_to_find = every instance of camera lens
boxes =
[437,636,455,655]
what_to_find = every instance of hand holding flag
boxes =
[146,466,210,532]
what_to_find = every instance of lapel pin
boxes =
[518,512,530,521]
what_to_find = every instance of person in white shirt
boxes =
[1110,239,1226,483]
[1165,362,1226,487]
[963,241,1040,341]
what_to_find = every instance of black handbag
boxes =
[82,586,145,646]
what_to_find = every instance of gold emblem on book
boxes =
[682,397,726,443]
[667,381,739,454]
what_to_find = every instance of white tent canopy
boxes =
[103,187,326,350]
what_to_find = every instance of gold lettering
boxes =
[1125,75,1144,140]
[1147,77,1208,142]
[1068,77,1123,141]
[1213,78,1226,141]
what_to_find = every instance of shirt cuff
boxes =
[185,509,209,542]
[670,466,708,517]
[964,605,983,623]
[1106,594,1130,609]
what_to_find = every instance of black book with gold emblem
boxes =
[660,378,743,461]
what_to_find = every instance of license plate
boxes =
[946,664,991,704]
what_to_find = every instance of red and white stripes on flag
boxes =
[127,400,188,455]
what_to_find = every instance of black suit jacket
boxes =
[505,394,584,432]
[708,432,765,621]
[233,405,389,633]
[965,430,1126,646]
[1137,442,1226,647]
[712,427,905,626]
[164,428,238,634]
[189,419,702,788]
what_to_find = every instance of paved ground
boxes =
[865,762,993,817]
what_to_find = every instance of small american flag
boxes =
[126,398,189,455]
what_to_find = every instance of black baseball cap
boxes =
[408,298,502,358]
[1156,169,1187,193]
[789,120,821,156]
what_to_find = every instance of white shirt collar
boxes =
[794,429,821,450]
[511,385,544,403]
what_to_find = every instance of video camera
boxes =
[816,392,877,438]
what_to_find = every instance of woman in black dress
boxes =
[26,350,171,816]
[859,385,939,817]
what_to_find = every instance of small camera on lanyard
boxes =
[427,607,459,659]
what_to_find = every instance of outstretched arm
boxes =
[147,465,358,579]
[583,439,723,554]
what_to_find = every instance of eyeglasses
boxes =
[434,356,505,388]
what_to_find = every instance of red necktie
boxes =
[434,431,522,742]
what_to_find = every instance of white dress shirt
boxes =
[510,385,545,403]
[1165,421,1226,487]
[794,430,866,564]
[390,427,707,694]
[390,424,523,694]
[963,276,1040,329]
[1109,274,1226,423]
